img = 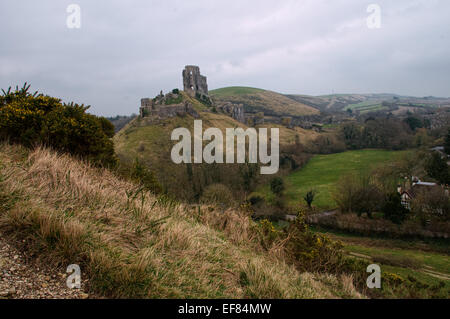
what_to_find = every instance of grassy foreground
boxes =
[0,143,362,299]
[256,149,405,210]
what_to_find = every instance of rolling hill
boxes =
[285,94,392,113]
[210,87,319,117]
[285,93,450,114]
[114,91,322,200]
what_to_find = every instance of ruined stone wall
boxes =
[215,102,246,123]
[182,65,208,97]
[140,101,199,120]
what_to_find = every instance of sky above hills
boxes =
[1,0,449,116]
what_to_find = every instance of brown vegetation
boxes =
[0,143,361,298]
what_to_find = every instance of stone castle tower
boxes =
[182,65,208,97]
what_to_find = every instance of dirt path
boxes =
[0,236,90,299]
[345,251,450,282]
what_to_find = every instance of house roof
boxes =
[414,182,437,187]
[402,182,439,199]
[401,190,415,199]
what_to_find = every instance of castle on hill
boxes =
[139,65,208,119]
[139,65,246,123]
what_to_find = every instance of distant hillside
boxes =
[114,91,321,201]
[285,93,450,114]
[285,94,391,113]
[107,114,137,132]
[210,87,319,117]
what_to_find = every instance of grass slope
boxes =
[211,87,319,117]
[0,143,357,298]
[114,91,251,166]
[113,92,320,197]
[255,149,405,210]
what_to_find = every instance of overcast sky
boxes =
[1,0,449,116]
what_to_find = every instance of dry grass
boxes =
[0,143,356,298]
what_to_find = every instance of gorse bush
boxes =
[284,210,345,273]
[0,83,116,166]
[254,211,346,274]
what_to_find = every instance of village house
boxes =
[399,177,439,210]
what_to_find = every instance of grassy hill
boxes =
[285,94,384,113]
[114,91,321,200]
[254,149,405,210]
[113,92,257,200]
[0,143,360,298]
[210,87,319,117]
[285,93,450,114]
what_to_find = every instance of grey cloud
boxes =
[0,0,449,116]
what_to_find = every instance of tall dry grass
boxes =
[0,143,360,298]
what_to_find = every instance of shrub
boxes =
[130,158,162,195]
[381,193,408,225]
[195,92,212,107]
[165,94,183,105]
[411,187,450,223]
[333,172,382,218]
[248,195,264,206]
[270,177,284,197]
[333,174,362,213]
[284,211,345,273]
[425,152,450,184]
[256,219,283,249]
[303,190,316,208]
[445,128,450,155]
[0,83,117,167]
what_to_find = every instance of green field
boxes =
[256,149,405,210]
[344,101,388,113]
[210,86,265,96]
[313,228,450,295]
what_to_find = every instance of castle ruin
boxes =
[182,65,208,97]
[139,65,247,124]
[139,90,199,120]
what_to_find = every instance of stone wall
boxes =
[215,102,246,123]
[182,65,208,97]
[140,101,199,120]
[140,91,199,120]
